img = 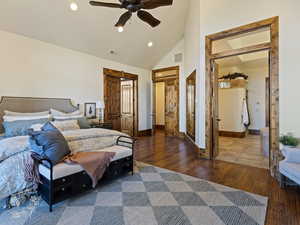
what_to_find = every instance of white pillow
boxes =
[30,123,44,131]
[51,120,80,132]
[3,115,51,122]
[4,110,49,116]
[53,115,84,120]
[50,109,81,117]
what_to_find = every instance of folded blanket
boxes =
[64,151,116,188]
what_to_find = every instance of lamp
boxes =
[96,100,105,123]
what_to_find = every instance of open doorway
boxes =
[205,17,279,176]
[103,68,138,137]
[215,51,270,169]
[152,66,179,136]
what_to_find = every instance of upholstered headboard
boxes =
[0,96,78,133]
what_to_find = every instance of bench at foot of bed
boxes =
[33,136,135,212]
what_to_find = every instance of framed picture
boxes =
[84,102,96,119]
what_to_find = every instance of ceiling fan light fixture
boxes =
[148,41,153,47]
[70,2,78,11]
[117,26,124,32]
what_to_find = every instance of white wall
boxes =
[155,82,165,125]
[0,30,152,131]
[153,39,185,132]
[184,0,202,147]
[219,66,242,76]
[195,0,300,148]
[242,65,269,130]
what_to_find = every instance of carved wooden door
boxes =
[212,62,220,158]
[104,75,121,131]
[121,80,134,136]
[186,71,196,141]
[165,79,179,136]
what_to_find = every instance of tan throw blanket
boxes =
[64,152,116,188]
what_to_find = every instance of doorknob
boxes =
[217,119,221,122]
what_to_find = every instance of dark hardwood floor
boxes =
[135,130,300,225]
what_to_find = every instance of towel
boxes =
[242,99,250,127]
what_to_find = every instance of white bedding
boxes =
[0,128,128,200]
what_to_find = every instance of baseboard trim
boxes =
[138,129,152,137]
[248,129,261,135]
[183,133,207,158]
[155,125,165,130]
[219,130,246,138]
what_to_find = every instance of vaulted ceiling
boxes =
[0,0,189,69]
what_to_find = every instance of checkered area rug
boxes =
[1,163,268,225]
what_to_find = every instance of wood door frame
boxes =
[103,68,139,137]
[205,17,279,177]
[152,66,180,136]
[186,70,196,141]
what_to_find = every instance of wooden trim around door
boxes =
[186,70,196,141]
[152,66,180,136]
[103,68,139,137]
[205,17,280,178]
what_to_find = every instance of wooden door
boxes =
[212,62,220,158]
[165,79,179,136]
[152,82,156,135]
[121,80,134,136]
[104,75,121,131]
[186,71,196,141]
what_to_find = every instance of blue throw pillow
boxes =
[29,122,70,165]
[3,118,49,137]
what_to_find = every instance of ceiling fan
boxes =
[89,0,173,28]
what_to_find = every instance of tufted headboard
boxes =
[0,96,78,134]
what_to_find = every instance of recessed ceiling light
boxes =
[148,41,153,47]
[117,26,124,33]
[70,2,78,11]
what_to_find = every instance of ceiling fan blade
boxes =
[140,0,173,9]
[137,10,161,27]
[115,11,133,27]
[89,1,122,8]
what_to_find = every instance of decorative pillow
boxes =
[3,115,51,122]
[55,117,91,129]
[4,110,49,116]
[51,120,80,132]
[3,118,50,137]
[50,109,81,117]
[29,122,70,165]
[30,123,44,131]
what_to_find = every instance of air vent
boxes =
[174,53,183,63]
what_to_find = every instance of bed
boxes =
[0,96,134,210]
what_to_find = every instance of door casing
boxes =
[103,68,139,137]
[152,66,180,136]
[186,70,196,141]
[205,17,279,178]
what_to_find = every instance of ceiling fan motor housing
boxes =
[126,4,142,12]
[90,0,174,28]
